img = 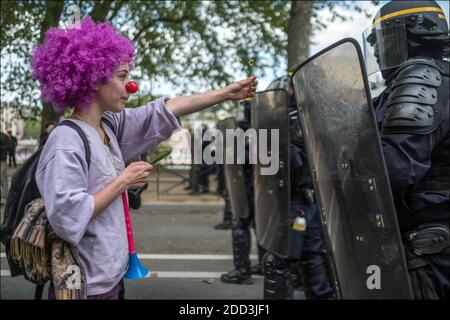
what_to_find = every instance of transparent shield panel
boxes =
[217,118,250,219]
[236,103,246,123]
[292,40,412,299]
[252,89,290,257]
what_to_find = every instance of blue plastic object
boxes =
[125,253,149,279]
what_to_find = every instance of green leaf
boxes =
[149,142,172,164]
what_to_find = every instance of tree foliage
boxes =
[1,0,379,124]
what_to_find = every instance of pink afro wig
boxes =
[31,16,135,112]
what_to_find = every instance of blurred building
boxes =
[0,102,26,139]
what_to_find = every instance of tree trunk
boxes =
[90,0,112,22]
[40,0,65,130]
[287,1,314,71]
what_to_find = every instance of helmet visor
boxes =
[363,20,408,78]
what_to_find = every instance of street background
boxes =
[0,167,305,300]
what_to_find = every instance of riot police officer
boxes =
[364,0,449,299]
[260,77,334,299]
[220,99,265,284]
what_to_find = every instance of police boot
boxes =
[263,252,290,299]
[220,218,252,284]
[220,269,252,284]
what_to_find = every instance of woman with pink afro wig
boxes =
[32,16,135,112]
[32,16,257,300]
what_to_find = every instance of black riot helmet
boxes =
[363,1,449,80]
[266,75,290,91]
[266,74,297,106]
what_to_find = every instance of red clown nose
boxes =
[125,81,139,94]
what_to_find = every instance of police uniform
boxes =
[366,1,449,299]
[220,100,265,284]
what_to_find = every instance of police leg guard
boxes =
[223,195,233,223]
[220,217,252,284]
[263,252,291,300]
[300,250,335,299]
[288,260,304,289]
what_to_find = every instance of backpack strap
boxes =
[58,120,91,168]
[35,283,45,300]
[101,116,116,136]
[57,117,116,169]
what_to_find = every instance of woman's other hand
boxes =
[119,161,153,189]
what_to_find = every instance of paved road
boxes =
[1,204,305,300]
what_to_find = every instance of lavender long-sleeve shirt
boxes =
[36,98,180,295]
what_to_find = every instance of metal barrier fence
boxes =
[151,163,214,200]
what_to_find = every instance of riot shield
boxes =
[291,38,412,299]
[217,118,250,219]
[251,89,291,257]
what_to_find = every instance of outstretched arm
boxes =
[165,76,258,117]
